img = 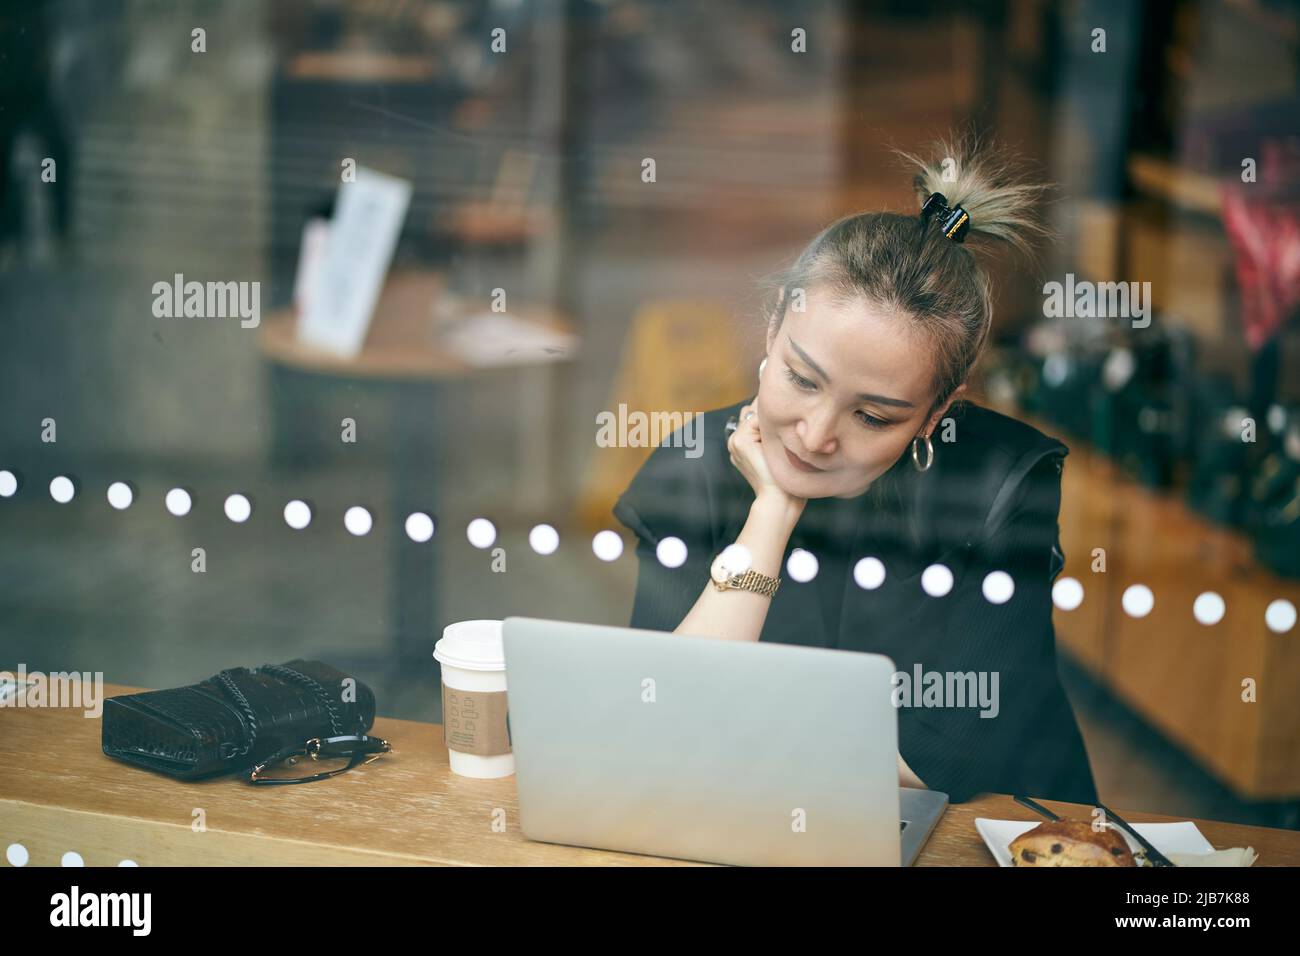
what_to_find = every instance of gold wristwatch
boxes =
[710,547,780,598]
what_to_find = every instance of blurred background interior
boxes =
[2,0,1300,829]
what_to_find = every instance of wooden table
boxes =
[5,683,1299,866]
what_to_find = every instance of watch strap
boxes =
[725,568,780,597]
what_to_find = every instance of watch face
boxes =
[719,543,752,574]
[712,545,753,586]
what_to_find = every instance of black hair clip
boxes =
[920,192,971,242]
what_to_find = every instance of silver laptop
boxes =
[501,617,948,866]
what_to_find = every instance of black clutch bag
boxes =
[102,660,376,780]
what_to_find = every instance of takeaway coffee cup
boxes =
[433,619,514,779]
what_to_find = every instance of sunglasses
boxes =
[248,734,392,785]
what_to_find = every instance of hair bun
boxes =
[899,133,1050,258]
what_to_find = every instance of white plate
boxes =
[975,817,1216,867]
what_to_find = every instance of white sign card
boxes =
[292,217,331,315]
[297,167,412,358]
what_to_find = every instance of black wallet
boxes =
[101,660,376,780]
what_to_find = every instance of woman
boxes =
[613,139,1099,806]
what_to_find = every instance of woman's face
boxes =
[757,286,965,500]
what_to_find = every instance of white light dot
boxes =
[224,493,252,523]
[853,556,886,590]
[50,475,76,503]
[283,499,312,530]
[118,859,139,867]
[1052,577,1084,611]
[1043,354,1070,388]
[467,518,497,549]
[921,563,954,598]
[787,548,819,583]
[0,470,19,497]
[591,530,623,562]
[656,536,687,568]
[529,523,559,555]
[61,851,84,867]
[721,543,753,574]
[405,512,435,542]
[1268,403,1287,433]
[165,487,192,516]
[1122,584,1155,618]
[106,481,134,510]
[983,570,1015,605]
[6,843,28,866]
[1265,599,1297,634]
[1192,591,1225,626]
[344,506,373,536]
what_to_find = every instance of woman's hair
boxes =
[762,132,1050,420]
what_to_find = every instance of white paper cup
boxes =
[433,619,514,778]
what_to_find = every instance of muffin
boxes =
[1009,820,1137,866]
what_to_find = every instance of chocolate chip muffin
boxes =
[1009,821,1137,866]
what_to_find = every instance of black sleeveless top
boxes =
[613,396,1099,806]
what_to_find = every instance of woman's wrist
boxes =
[750,491,805,532]
[731,493,802,581]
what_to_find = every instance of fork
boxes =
[1097,802,1177,867]
[1013,794,1061,821]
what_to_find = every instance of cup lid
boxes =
[433,619,505,671]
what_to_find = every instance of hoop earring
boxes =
[912,433,934,472]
